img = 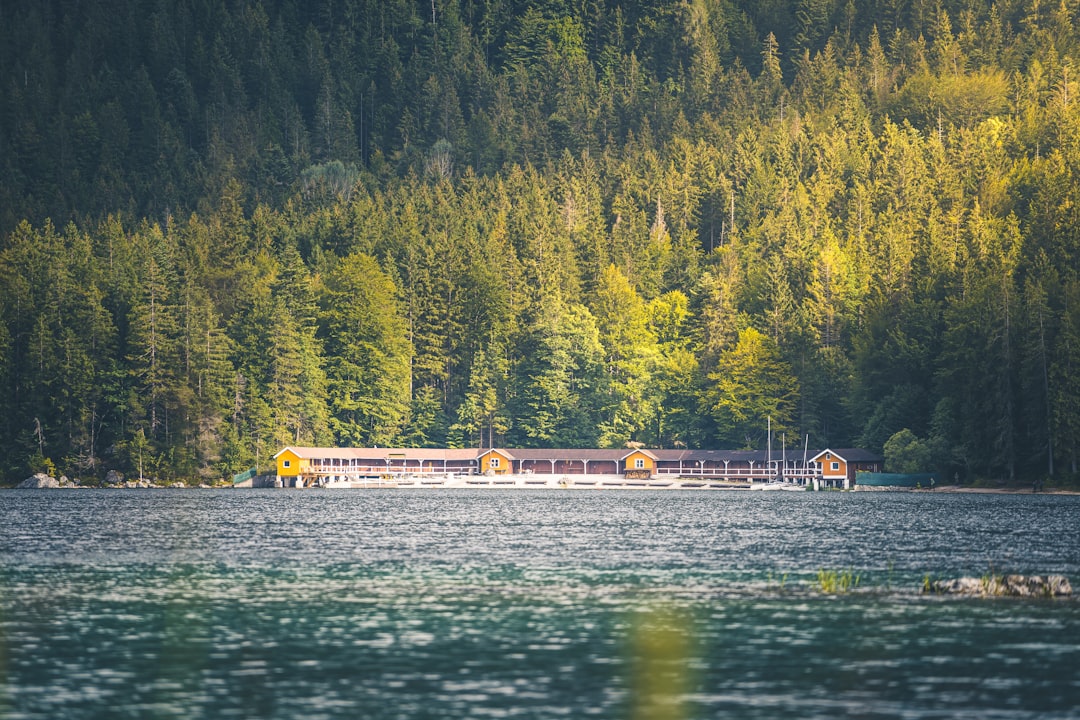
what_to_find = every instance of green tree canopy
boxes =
[706,327,799,449]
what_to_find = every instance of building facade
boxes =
[272,446,881,488]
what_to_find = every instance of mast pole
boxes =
[803,434,809,484]
[767,416,772,482]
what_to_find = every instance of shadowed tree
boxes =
[320,253,411,446]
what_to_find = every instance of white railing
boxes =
[300,463,823,482]
[653,467,771,477]
[304,464,475,477]
[654,466,822,479]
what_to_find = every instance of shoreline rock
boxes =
[18,473,59,488]
[928,574,1072,597]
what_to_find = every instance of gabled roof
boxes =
[809,448,883,463]
[479,447,516,460]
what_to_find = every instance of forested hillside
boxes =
[2,0,1079,484]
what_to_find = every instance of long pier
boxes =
[285,468,822,490]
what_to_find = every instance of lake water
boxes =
[1,489,1079,719]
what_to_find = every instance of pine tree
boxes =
[706,327,799,449]
[125,229,179,451]
[510,294,604,448]
[320,253,411,446]
[590,265,660,446]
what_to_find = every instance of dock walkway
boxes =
[295,472,813,490]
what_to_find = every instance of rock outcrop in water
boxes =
[18,473,59,488]
[928,575,1072,597]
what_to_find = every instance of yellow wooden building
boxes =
[271,445,880,488]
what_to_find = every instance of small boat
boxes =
[750,482,805,491]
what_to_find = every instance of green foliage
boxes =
[884,429,935,474]
[320,253,412,446]
[27,453,56,478]
[591,265,660,446]
[300,161,362,204]
[816,568,861,594]
[706,328,798,448]
[1,1,1080,483]
[511,297,604,447]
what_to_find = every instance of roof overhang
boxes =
[809,449,841,463]
[478,448,516,461]
[620,448,659,461]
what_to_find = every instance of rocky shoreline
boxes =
[927,575,1073,597]
[14,472,218,489]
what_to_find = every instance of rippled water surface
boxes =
[2,489,1079,719]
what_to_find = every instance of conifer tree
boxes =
[706,327,799,449]
[320,253,411,446]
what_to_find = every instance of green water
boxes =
[2,490,1078,718]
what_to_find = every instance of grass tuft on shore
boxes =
[815,568,861,594]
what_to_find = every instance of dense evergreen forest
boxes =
[2,0,1079,484]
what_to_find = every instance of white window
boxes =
[283,460,291,468]
[635,458,645,469]
[490,457,500,468]
[831,462,840,471]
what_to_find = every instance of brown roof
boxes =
[275,446,879,465]
[809,448,884,463]
[494,448,627,462]
[652,449,771,463]
[274,447,479,462]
